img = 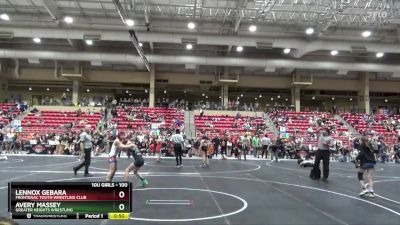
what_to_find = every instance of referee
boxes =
[171,129,184,168]
[73,125,93,177]
[313,129,333,180]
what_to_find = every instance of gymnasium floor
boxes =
[0,155,399,225]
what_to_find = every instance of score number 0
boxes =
[119,191,125,211]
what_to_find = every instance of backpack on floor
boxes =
[309,167,321,180]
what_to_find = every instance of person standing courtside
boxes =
[171,129,184,168]
[312,129,333,180]
[261,134,271,159]
[73,125,93,177]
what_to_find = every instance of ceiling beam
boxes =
[1,49,400,73]
[142,0,153,52]
[3,27,400,57]
[227,0,247,55]
[42,0,61,23]
[74,0,87,17]
[193,0,203,19]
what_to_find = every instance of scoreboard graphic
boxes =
[8,182,132,220]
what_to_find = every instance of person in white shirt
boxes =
[200,136,210,167]
[105,132,135,181]
[241,134,251,161]
[307,126,314,137]
[170,129,184,168]
[261,134,271,159]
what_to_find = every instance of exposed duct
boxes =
[2,27,400,58]
[0,49,142,67]
[1,49,400,73]
[146,55,400,73]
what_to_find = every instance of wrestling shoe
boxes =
[141,179,149,187]
[359,189,369,197]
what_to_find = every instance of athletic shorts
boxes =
[108,156,117,164]
[134,158,144,167]
[201,146,208,152]
[221,147,227,154]
[361,163,375,170]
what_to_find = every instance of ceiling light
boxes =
[385,99,388,102]
[86,89,90,92]
[332,97,335,100]
[0,13,10,21]
[249,25,257,32]
[270,98,274,101]
[237,97,239,100]
[125,19,134,27]
[277,95,281,99]
[126,90,129,94]
[376,52,384,58]
[145,89,148,93]
[255,97,258,100]
[305,27,314,35]
[202,93,205,96]
[46,88,50,91]
[240,94,243,97]
[205,96,208,99]
[33,37,41,43]
[85,39,93,45]
[66,88,70,92]
[312,96,315,100]
[219,96,221,99]
[129,93,132,96]
[28,87,32,91]
[236,46,243,52]
[64,16,73,24]
[362,30,371,37]
[188,22,196,29]
[259,94,262,98]
[139,42,143,47]
[283,48,291,54]
[350,98,353,101]
[186,43,193,50]
[330,50,338,56]
[164,90,167,94]
[285,98,288,101]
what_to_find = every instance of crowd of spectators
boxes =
[119,98,150,107]
[0,97,399,165]
[269,110,400,164]
[193,100,261,111]
[119,98,264,112]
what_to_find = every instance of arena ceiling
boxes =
[1,0,400,78]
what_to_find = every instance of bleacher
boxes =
[19,110,102,138]
[0,103,21,125]
[112,107,184,133]
[341,113,398,144]
[270,111,352,147]
[194,115,269,138]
